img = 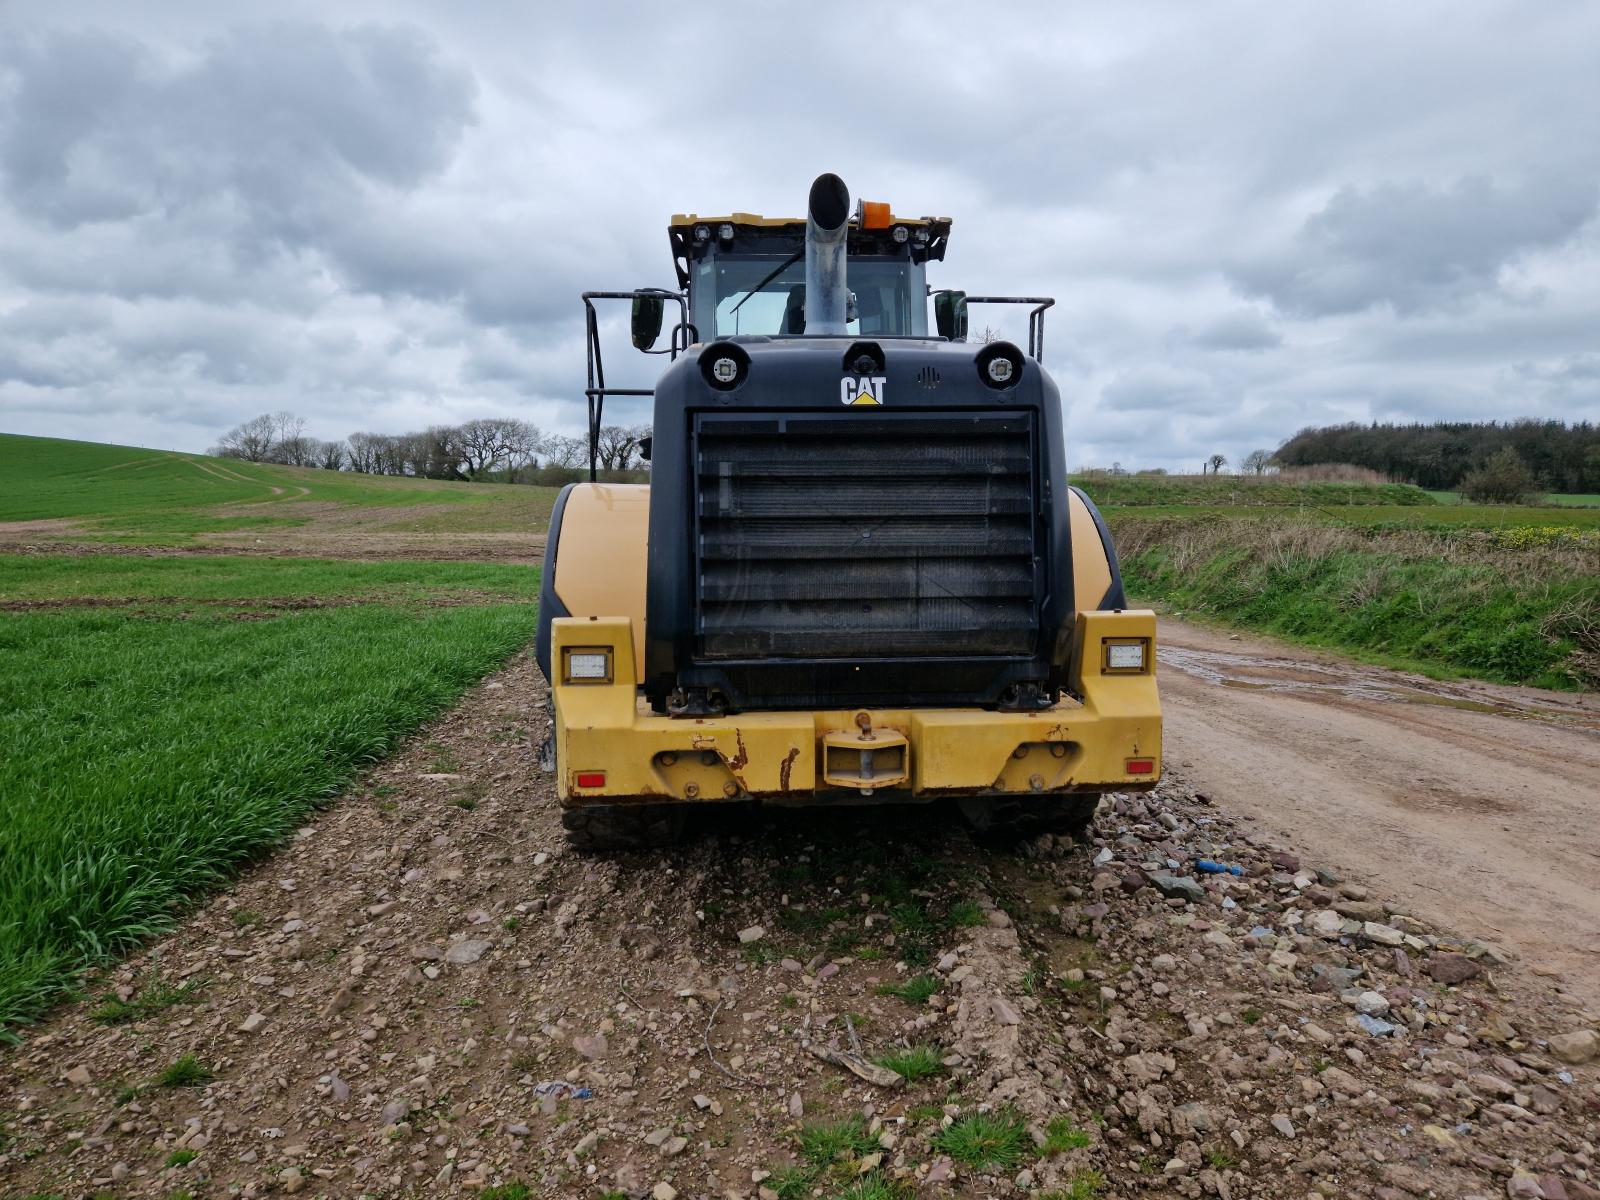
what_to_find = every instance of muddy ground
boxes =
[3,651,1598,1200]
[0,517,545,564]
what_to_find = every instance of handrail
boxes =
[961,296,1056,362]
[580,290,693,481]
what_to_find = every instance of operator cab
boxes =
[667,209,950,339]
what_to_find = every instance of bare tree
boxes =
[271,411,306,445]
[596,424,641,471]
[371,434,405,476]
[1242,448,1272,475]
[973,324,1004,345]
[506,420,540,469]
[259,411,307,464]
[313,439,346,471]
[346,432,379,474]
[457,417,540,479]
[214,413,278,462]
[403,425,464,478]
[1206,453,1228,475]
[541,434,588,469]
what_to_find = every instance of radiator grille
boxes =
[695,413,1038,659]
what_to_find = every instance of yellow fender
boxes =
[536,482,650,684]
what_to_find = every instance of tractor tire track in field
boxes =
[185,457,310,498]
[2,653,1599,1198]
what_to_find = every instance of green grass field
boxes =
[0,554,536,602]
[1426,489,1600,508]
[1542,493,1600,507]
[0,432,560,542]
[1071,474,1432,507]
[0,555,539,1035]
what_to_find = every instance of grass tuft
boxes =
[767,1115,884,1200]
[872,1044,945,1083]
[90,974,204,1026]
[832,1173,913,1200]
[874,974,939,1005]
[765,1166,813,1200]
[1042,1116,1092,1154]
[155,1054,214,1089]
[946,900,986,928]
[798,1116,878,1167]
[931,1108,1029,1170]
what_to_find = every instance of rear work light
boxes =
[1126,758,1156,775]
[575,771,607,788]
[562,648,612,684]
[1102,637,1151,674]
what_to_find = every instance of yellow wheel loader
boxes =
[537,174,1160,850]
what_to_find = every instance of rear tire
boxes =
[560,803,686,852]
[958,794,1101,842]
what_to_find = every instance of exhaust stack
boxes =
[804,173,850,336]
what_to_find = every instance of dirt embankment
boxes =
[3,654,1597,1198]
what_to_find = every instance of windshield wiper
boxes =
[726,249,804,331]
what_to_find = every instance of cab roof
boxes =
[668,212,951,228]
[667,212,952,288]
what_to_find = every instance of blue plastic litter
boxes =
[1196,860,1243,876]
[533,1080,593,1099]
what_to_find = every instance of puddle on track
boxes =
[1159,644,1600,734]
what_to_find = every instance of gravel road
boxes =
[3,641,1598,1198]
[1160,618,1600,1014]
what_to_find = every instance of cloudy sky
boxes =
[2,1,1598,472]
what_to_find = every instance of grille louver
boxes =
[694,413,1038,660]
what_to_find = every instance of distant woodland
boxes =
[1275,420,1600,493]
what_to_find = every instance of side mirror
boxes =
[638,435,652,462]
[934,290,968,341]
[631,294,664,351]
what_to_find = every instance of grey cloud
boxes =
[0,23,484,323]
[3,1,1600,465]
[1510,353,1600,404]
[1101,366,1230,416]
[1230,174,1598,317]
[1185,310,1283,353]
[0,25,475,231]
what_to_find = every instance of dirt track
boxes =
[1159,618,1600,1012]
[4,645,1599,1198]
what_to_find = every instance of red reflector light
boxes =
[575,772,606,788]
[1126,759,1156,775]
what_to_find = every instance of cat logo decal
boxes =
[840,375,886,406]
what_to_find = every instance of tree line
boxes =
[211,412,649,480]
[1274,419,1600,495]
